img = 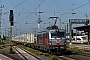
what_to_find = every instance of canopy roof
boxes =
[73,25,90,32]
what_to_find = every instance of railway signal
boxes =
[10,21,14,26]
[9,10,14,26]
[10,15,13,22]
[9,10,14,54]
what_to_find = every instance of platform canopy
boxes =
[73,25,90,32]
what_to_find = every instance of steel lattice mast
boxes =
[37,0,42,32]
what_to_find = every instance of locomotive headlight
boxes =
[64,41,67,45]
[64,42,66,45]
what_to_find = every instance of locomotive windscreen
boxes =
[51,32,65,38]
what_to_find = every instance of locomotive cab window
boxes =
[51,32,65,38]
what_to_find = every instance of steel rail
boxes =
[17,46,43,60]
[13,46,43,60]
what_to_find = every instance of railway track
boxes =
[77,52,90,57]
[58,55,75,60]
[58,50,90,60]
[13,46,43,60]
[58,52,90,60]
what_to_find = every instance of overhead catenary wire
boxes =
[4,0,44,25]
[60,1,90,16]
[7,0,28,11]
[17,0,45,24]
[13,0,27,9]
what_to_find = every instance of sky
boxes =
[0,0,90,36]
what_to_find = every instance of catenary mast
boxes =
[37,0,42,32]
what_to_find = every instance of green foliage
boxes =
[20,45,42,55]
[0,45,4,47]
[0,43,4,45]
[39,52,43,55]
[36,51,43,55]
[66,43,70,48]
[3,46,15,54]
[50,56,58,60]
[44,53,49,56]
[3,46,10,54]
[67,47,83,53]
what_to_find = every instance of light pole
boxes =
[69,12,76,45]
[67,23,68,37]
[59,18,61,29]
[0,5,4,43]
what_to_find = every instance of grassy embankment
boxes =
[0,42,15,54]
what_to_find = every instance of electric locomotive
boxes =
[12,20,66,54]
[35,25,66,54]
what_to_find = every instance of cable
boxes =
[17,0,45,24]
[60,2,90,16]
[13,0,27,9]
[7,0,28,11]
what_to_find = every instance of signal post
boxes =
[9,10,14,54]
